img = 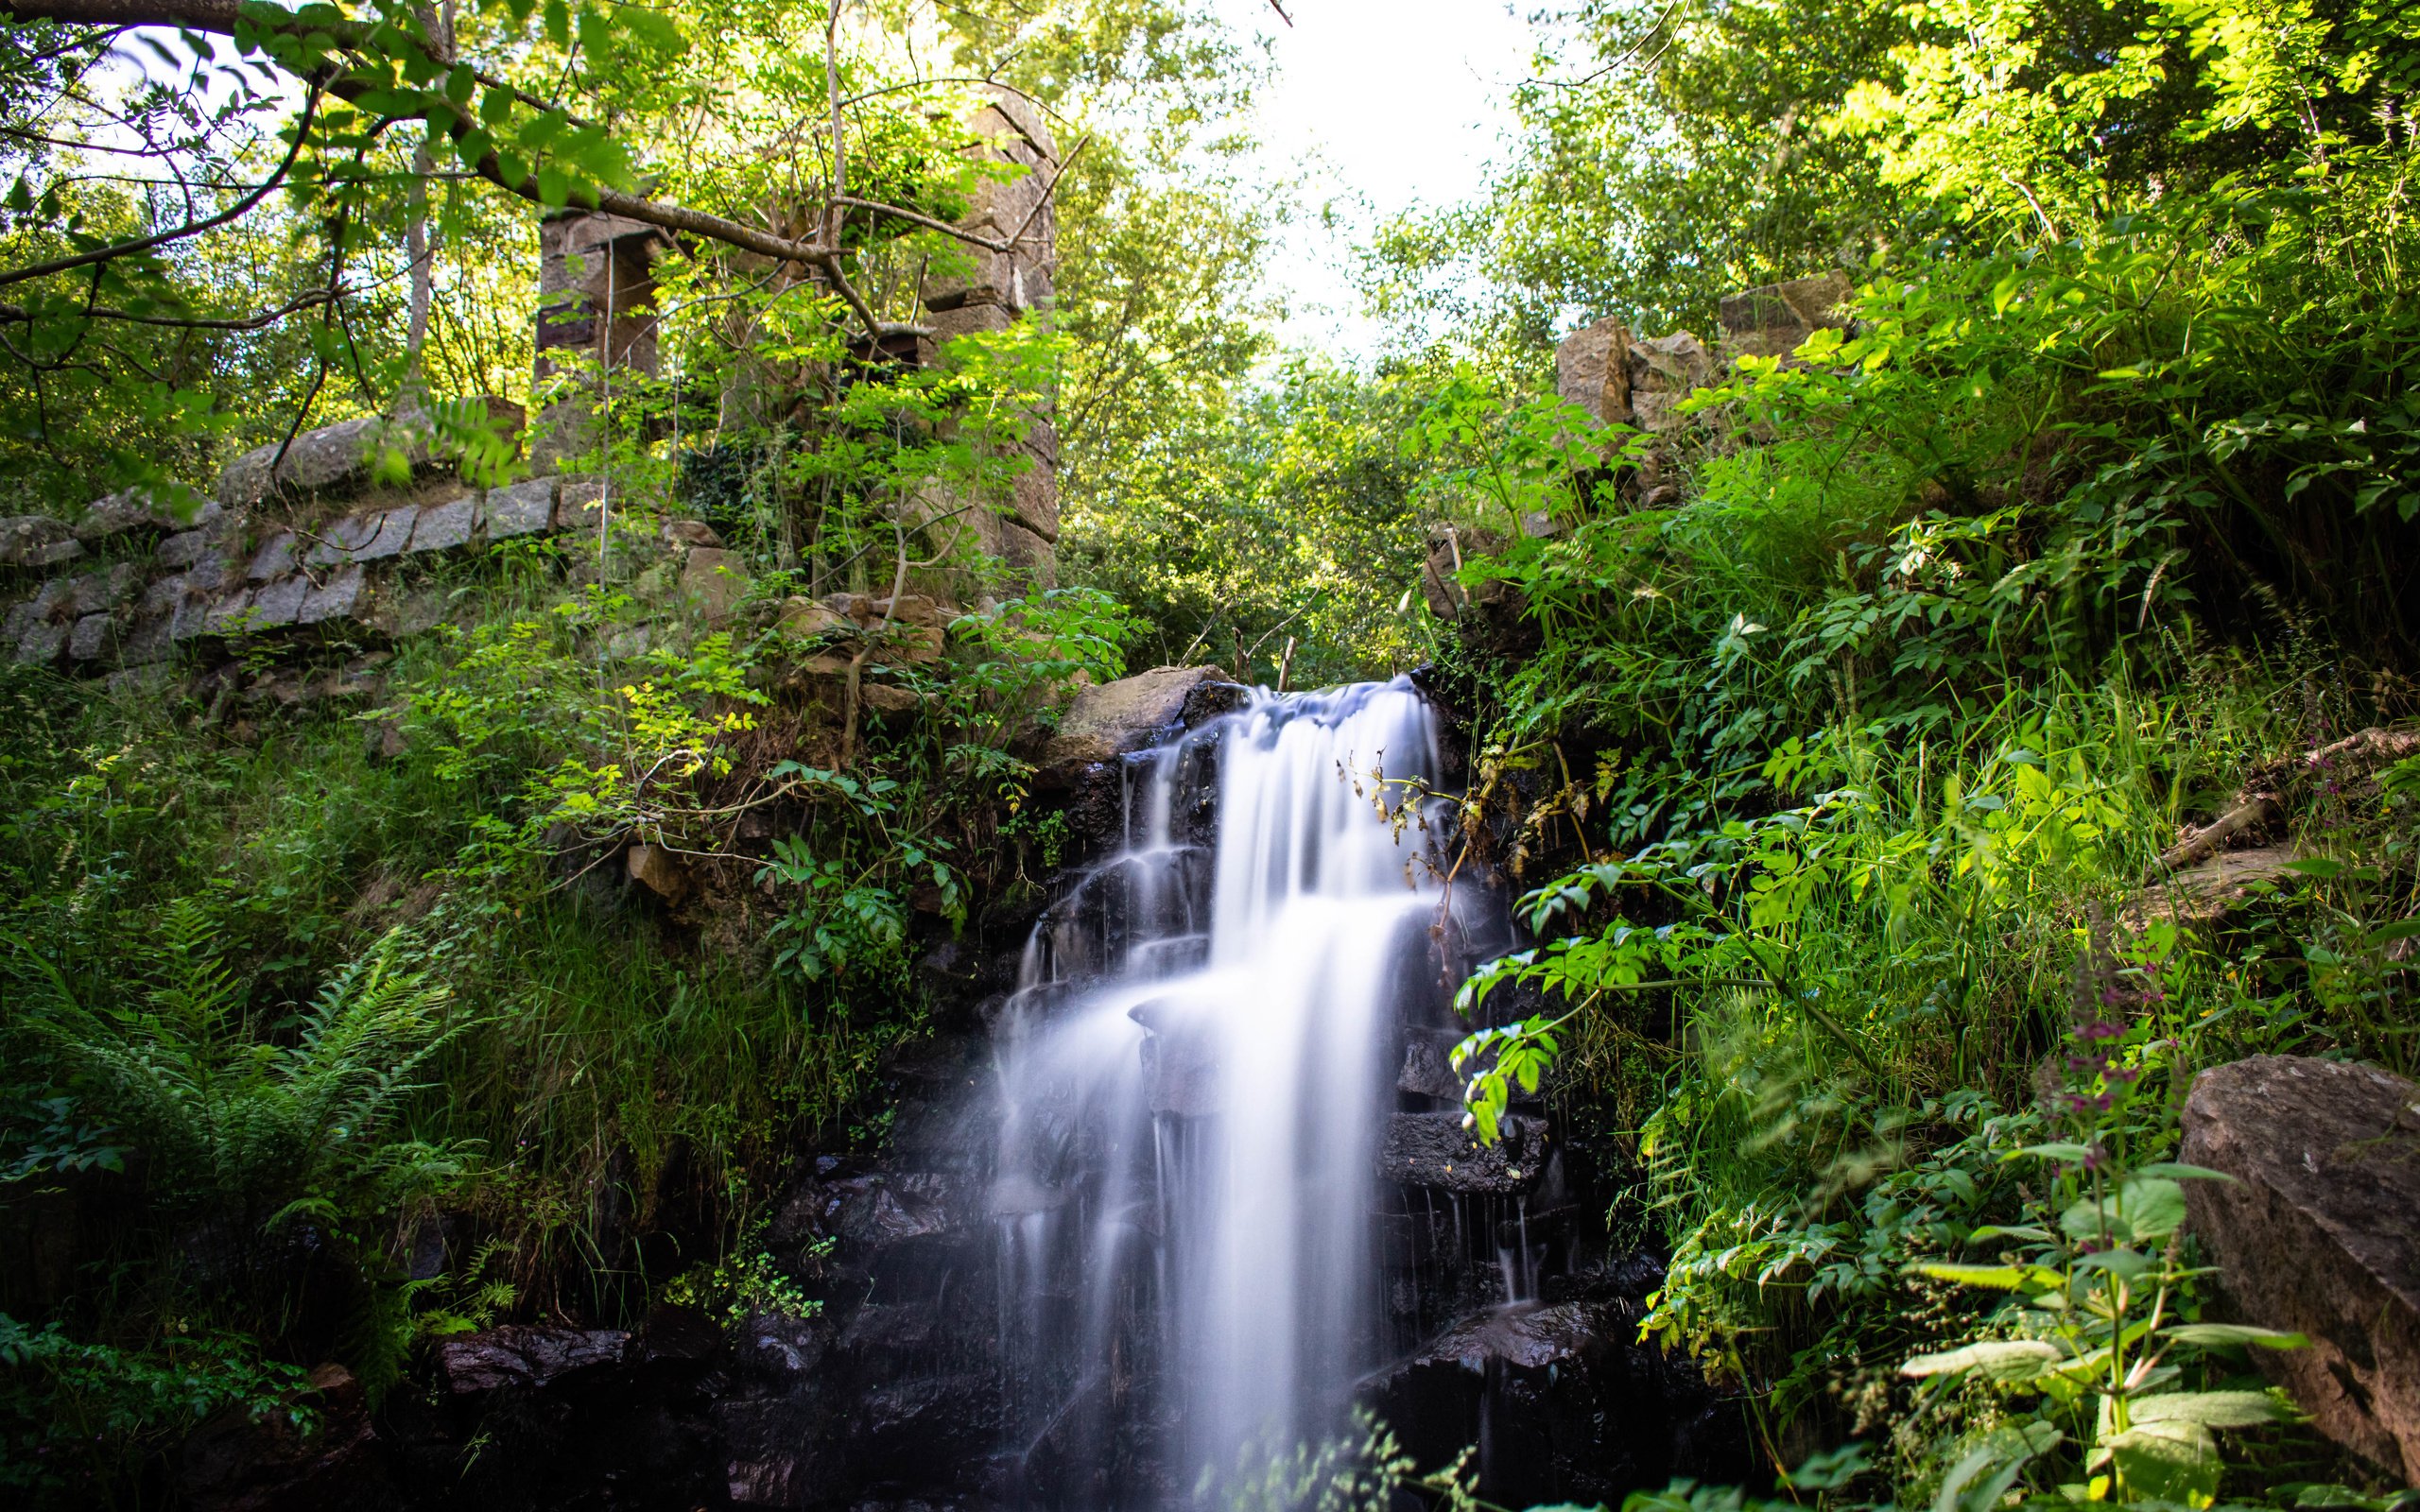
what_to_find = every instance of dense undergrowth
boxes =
[3,0,2419,1504]
[0,517,1132,1495]
[1420,174,2420,1512]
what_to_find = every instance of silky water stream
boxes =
[985,677,1502,1506]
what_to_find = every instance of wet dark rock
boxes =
[1364,1301,1728,1510]
[1132,997,1219,1116]
[2183,1054,2420,1482]
[824,1173,970,1247]
[636,1303,724,1365]
[730,1311,831,1381]
[436,1325,631,1393]
[853,1372,1007,1482]
[1380,1110,1547,1194]
[1398,1038,1466,1101]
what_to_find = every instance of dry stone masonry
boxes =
[2,90,1070,683]
[0,430,621,680]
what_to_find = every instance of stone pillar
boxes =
[532,210,674,466]
[920,88,1060,586]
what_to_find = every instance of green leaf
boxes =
[2133,1161,2235,1182]
[2128,1390,2287,1428]
[2164,1324,2307,1350]
[1966,1224,2051,1246]
[1913,1262,2037,1290]
[2102,1420,2221,1504]
[2118,1177,2187,1242]
[1901,1339,2062,1381]
[2010,1141,2092,1164]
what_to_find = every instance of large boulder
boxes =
[1556,317,1634,430]
[2181,1055,2420,1481]
[1033,663,1242,779]
[1361,1300,1717,1509]
[1718,272,1853,363]
[435,1325,631,1394]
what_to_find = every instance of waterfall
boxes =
[990,676,1461,1503]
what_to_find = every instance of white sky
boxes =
[1215,0,1544,354]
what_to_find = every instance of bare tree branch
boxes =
[0,284,339,328]
[0,0,973,339]
[0,80,320,289]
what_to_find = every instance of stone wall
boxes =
[1,417,620,682]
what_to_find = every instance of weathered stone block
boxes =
[0,515,81,569]
[157,529,213,569]
[626,843,690,903]
[1378,1110,1547,1194]
[218,414,419,508]
[927,301,1016,343]
[5,579,69,640]
[199,587,254,637]
[435,1326,631,1394]
[75,488,218,541]
[2183,1056,2420,1482]
[408,494,477,553]
[680,546,749,625]
[1008,455,1059,542]
[554,473,609,533]
[247,575,310,628]
[14,618,67,665]
[868,593,944,628]
[63,563,139,617]
[1398,1039,1465,1101]
[1627,331,1715,436]
[348,507,418,562]
[1022,415,1061,467]
[298,566,368,626]
[182,548,236,596]
[305,511,384,567]
[67,612,115,662]
[168,593,217,642]
[248,532,300,581]
[482,477,557,539]
[1556,316,1633,429]
[1036,664,1235,775]
[119,612,172,666]
[976,90,1056,158]
[661,518,722,548]
[777,596,852,639]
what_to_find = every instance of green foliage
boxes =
[1412,85,2418,1507]
[661,1220,833,1326]
[11,908,467,1244]
[1204,1408,1485,1512]
[1064,359,1437,683]
[0,1313,313,1501]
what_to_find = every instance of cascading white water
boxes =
[990,677,1456,1503]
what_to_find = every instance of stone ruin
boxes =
[0,89,1064,684]
[1421,270,1857,631]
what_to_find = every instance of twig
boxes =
[0,80,322,289]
